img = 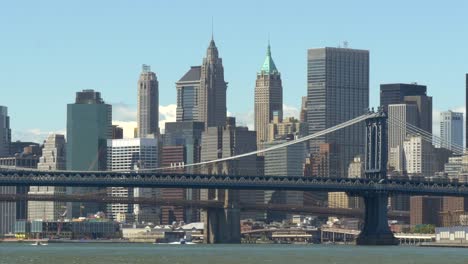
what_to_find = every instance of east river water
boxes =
[1,243,467,264]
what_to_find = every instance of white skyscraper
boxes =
[403,135,434,176]
[28,134,66,221]
[440,111,463,151]
[107,138,159,223]
[388,104,418,172]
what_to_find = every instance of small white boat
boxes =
[30,241,48,246]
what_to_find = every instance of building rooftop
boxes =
[178,66,201,82]
[260,44,278,75]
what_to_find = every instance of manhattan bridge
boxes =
[1,108,468,245]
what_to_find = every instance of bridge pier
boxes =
[356,192,398,245]
[203,189,240,244]
[357,109,398,245]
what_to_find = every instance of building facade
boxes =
[198,38,227,128]
[200,118,261,219]
[440,111,463,151]
[0,106,11,157]
[307,47,369,177]
[137,64,159,138]
[403,135,435,176]
[107,138,159,223]
[176,66,201,122]
[254,44,282,147]
[28,134,66,221]
[264,138,306,220]
[267,113,306,143]
[388,104,418,172]
[66,90,112,217]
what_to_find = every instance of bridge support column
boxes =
[356,192,398,245]
[203,189,240,244]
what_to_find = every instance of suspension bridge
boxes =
[0,109,466,245]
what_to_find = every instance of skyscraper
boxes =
[0,106,13,235]
[0,106,11,157]
[176,66,201,122]
[264,137,306,221]
[380,83,427,111]
[107,138,159,223]
[200,118,261,219]
[466,74,468,148]
[254,43,282,147]
[198,38,227,128]
[163,121,205,222]
[307,47,369,177]
[137,64,159,138]
[66,90,112,217]
[440,111,463,151]
[380,83,432,133]
[388,104,418,172]
[28,134,66,221]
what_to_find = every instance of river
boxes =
[1,243,467,264]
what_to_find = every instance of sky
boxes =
[1,0,467,142]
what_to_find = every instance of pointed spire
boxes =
[211,16,214,41]
[260,39,278,74]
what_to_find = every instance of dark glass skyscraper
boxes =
[176,66,201,122]
[466,74,468,148]
[66,90,112,217]
[380,83,432,133]
[307,47,369,177]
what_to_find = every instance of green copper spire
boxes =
[260,42,278,74]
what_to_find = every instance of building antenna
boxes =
[211,17,214,40]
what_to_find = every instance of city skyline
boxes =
[1,1,467,142]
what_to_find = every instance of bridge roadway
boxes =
[0,169,468,197]
[0,193,409,221]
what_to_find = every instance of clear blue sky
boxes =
[1,0,467,141]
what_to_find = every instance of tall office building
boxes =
[200,118,261,219]
[466,74,468,148]
[307,47,369,177]
[403,135,435,176]
[410,196,442,226]
[160,146,186,224]
[176,66,201,122]
[163,121,205,223]
[66,90,112,217]
[380,83,432,133]
[107,138,159,223]
[264,137,306,221]
[254,43,283,147]
[137,65,159,138]
[0,106,11,157]
[388,104,418,172]
[440,111,463,151]
[28,134,66,221]
[198,38,227,128]
[0,106,13,235]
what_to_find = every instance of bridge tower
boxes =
[356,108,398,245]
[203,189,241,244]
[202,163,241,244]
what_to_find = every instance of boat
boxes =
[30,241,48,246]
